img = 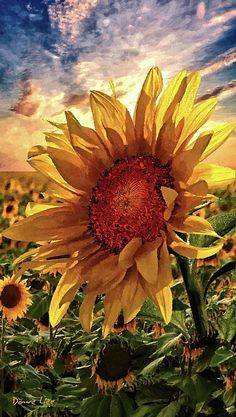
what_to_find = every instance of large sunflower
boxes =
[3,68,235,336]
[0,276,32,322]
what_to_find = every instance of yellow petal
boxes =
[134,67,163,145]
[187,180,208,196]
[176,97,217,150]
[90,90,136,155]
[157,240,173,291]
[25,202,62,217]
[189,163,236,189]
[49,263,83,327]
[169,229,223,259]
[161,186,178,220]
[153,70,187,149]
[172,133,212,182]
[119,237,142,269]
[2,206,87,241]
[121,267,146,323]
[193,122,236,161]
[155,286,173,324]
[135,242,160,284]
[79,292,97,333]
[169,215,220,238]
[80,252,121,285]
[28,152,80,195]
[47,147,97,191]
[102,286,122,337]
[175,71,201,125]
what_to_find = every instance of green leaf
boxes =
[155,333,182,356]
[27,292,50,319]
[223,387,236,407]
[139,356,165,376]
[190,210,236,247]
[81,395,103,417]
[209,347,235,367]
[0,393,15,416]
[118,392,136,417]
[139,299,161,320]
[132,405,164,417]
[215,304,236,343]
[110,395,123,417]
[204,261,236,298]
[156,401,180,417]
[170,310,189,340]
[96,396,111,417]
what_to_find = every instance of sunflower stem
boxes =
[177,256,209,339]
[49,282,53,341]
[0,315,6,417]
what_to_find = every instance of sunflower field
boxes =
[0,68,236,417]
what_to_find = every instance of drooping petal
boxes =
[79,292,97,333]
[49,262,83,327]
[169,215,220,237]
[189,163,236,189]
[143,280,172,324]
[157,239,173,291]
[135,240,162,284]
[169,229,223,258]
[121,267,146,323]
[102,286,122,337]
[134,67,163,145]
[119,237,142,269]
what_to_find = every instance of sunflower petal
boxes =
[135,242,160,284]
[155,286,173,324]
[119,237,142,269]
[169,229,223,258]
[157,239,173,291]
[169,215,220,237]
[175,71,201,124]
[189,163,236,189]
[134,67,163,144]
[49,263,83,327]
[121,267,146,323]
[176,97,217,150]
[102,287,122,337]
[79,292,97,333]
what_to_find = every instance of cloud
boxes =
[196,80,236,102]
[10,80,40,117]
[208,9,236,26]
[62,92,88,108]
[200,49,236,77]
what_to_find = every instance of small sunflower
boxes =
[92,339,134,393]
[25,344,57,372]
[3,67,236,336]
[0,277,32,322]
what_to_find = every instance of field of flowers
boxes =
[0,173,235,417]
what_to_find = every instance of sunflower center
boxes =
[96,341,131,381]
[1,284,21,308]
[88,155,173,253]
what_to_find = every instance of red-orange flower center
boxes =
[88,155,173,254]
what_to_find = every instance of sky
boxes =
[0,0,235,171]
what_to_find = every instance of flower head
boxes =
[25,344,57,372]
[0,276,32,322]
[3,67,235,336]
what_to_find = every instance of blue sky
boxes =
[0,0,235,170]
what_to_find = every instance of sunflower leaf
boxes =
[189,210,236,247]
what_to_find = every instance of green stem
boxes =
[49,282,53,341]
[178,256,209,339]
[0,315,6,417]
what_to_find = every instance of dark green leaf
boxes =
[96,395,111,417]
[209,347,235,367]
[215,304,236,343]
[139,356,165,376]
[156,401,180,417]
[110,395,123,417]
[81,395,103,417]
[118,392,136,417]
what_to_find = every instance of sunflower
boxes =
[3,67,236,336]
[0,277,32,322]
[25,344,57,372]
[92,339,134,393]
[35,312,50,331]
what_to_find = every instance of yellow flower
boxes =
[0,277,32,322]
[3,68,236,336]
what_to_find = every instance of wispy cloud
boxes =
[200,49,236,77]
[197,80,236,102]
